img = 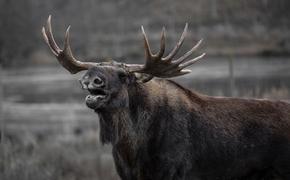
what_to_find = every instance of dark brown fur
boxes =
[87,70,290,180]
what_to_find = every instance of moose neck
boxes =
[96,81,151,146]
[96,79,204,146]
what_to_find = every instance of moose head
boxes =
[42,15,205,111]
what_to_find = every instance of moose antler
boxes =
[129,24,205,78]
[42,15,97,74]
[42,16,205,80]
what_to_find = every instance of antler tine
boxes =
[161,69,192,78]
[173,39,203,65]
[41,27,58,56]
[64,26,79,65]
[141,26,153,59]
[156,27,166,58]
[163,23,188,61]
[44,15,61,55]
[179,53,206,69]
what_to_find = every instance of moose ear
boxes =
[118,71,128,83]
[118,71,136,84]
[132,73,153,83]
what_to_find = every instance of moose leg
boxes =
[112,148,136,180]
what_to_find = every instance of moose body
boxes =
[42,16,290,179]
[96,78,290,180]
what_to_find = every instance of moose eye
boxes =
[118,71,127,80]
[118,72,126,78]
[93,78,103,85]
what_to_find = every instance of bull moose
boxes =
[42,16,290,180]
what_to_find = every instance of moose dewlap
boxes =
[42,15,290,180]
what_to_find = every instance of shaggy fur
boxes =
[82,67,290,180]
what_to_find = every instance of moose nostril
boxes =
[93,78,103,85]
[81,80,89,85]
[79,79,90,89]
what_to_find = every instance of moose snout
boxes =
[79,77,104,90]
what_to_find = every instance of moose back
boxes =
[42,16,290,180]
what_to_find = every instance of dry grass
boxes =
[1,133,119,180]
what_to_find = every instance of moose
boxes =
[42,16,290,180]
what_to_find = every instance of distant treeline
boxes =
[1,0,290,67]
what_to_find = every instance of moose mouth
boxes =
[85,89,109,109]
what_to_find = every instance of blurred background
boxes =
[1,0,290,179]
